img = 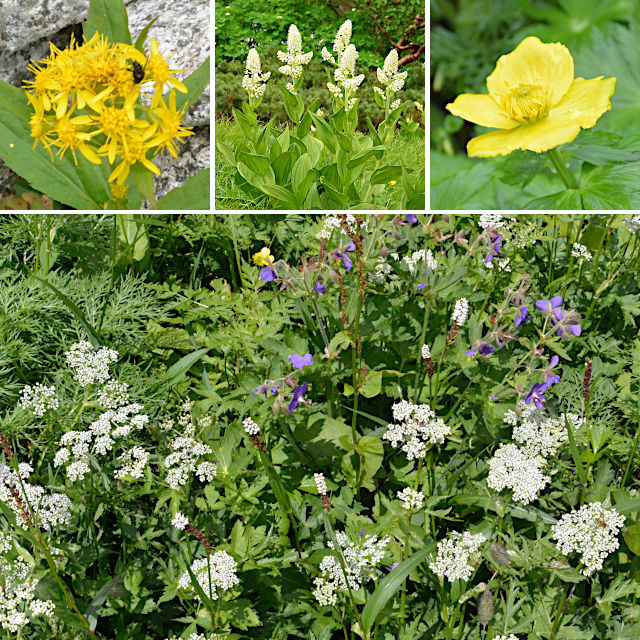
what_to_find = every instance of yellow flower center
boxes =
[99,107,131,138]
[148,56,170,85]
[122,136,144,163]
[499,83,552,123]
[56,117,80,148]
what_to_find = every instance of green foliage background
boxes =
[431,0,640,209]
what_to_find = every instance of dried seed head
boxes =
[489,542,511,567]
[477,589,494,627]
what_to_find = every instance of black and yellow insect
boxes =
[130,60,146,84]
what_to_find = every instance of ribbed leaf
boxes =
[84,0,131,44]
[162,348,209,387]
[157,168,210,210]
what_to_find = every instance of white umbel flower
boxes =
[19,383,58,416]
[624,213,640,232]
[178,551,239,601]
[403,248,437,275]
[242,48,271,102]
[397,487,424,510]
[383,400,451,460]
[552,502,625,576]
[429,530,486,582]
[114,446,149,480]
[374,48,408,107]
[171,512,189,530]
[478,213,504,229]
[65,341,118,387]
[243,417,260,435]
[571,243,592,264]
[451,298,469,326]
[486,443,550,504]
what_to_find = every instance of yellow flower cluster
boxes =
[24,33,194,186]
[253,247,274,266]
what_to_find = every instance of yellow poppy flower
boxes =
[253,247,274,266]
[446,36,616,158]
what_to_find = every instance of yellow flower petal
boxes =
[467,119,582,157]
[486,36,574,106]
[446,94,517,129]
[548,76,616,129]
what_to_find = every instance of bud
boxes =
[272,396,283,415]
[489,542,511,567]
[381,246,388,259]
[329,269,340,283]
[477,589,494,627]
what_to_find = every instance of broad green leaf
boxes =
[623,521,640,556]
[238,152,270,177]
[157,168,210,210]
[361,545,433,635]
[162,348,209,387]
[272,151,297,185]
[175,56,210,112]
[347,146,385,170]
[525,189,582,210]
[357,435,383,485]
[359,369,382,398]
[370,165,402,185]
[309,113,336,154]
[84,0,131,44]
[291,153,313,202]
[259,183,300,209]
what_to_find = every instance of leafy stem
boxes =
[547,148,579,190]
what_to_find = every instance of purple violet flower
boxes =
[542,355,560,389]
[404,214,418,225]
[525,382,547,409]
[551,308,582,337]
[484,232,502,264]
[490,394,498,401]
[315,282,325,294]
[535,296,563,313]
[289,353,313,369]
[514,304,528,328]
[417,283,426,290]
[288,382,308,412]
[335,241,355,272]
[260,266,276,282]
[466,342,494,358]
[389,562,399,572]
[360,529,367,539]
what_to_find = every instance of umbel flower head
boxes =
[242,48,271,108]
[446,36,616,157]
[23,33,192,186]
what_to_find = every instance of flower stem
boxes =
[547,148,579,190]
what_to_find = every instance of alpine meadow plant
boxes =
[216,19,425,210]
[3,212,640,640]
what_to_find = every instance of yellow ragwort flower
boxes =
[108,127,160,184]
[146,38,188,109]
[446,36,616,157]
[147,90,194,158]
[253,247,274,266]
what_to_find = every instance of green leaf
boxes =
[35,278,100,347]
[297,110,313,138]
[357,435,383,485]
[238,152,271,177]
[177,57,210,111]
[279,84,303,124]
[157,168,210,210]
[232,107,255,140]
[347,146,385,170]
[259,184,299,209]
[623,521,640,556]
[133,17,159,51]
[525,189,583,210]
[361,545,433,635]
[309,113,336,154]
[370,165,402,186]
[566,414,587,486]
[366,117,382,146]
[84,0,131,44]
[272,151,297,185]
[359,369,382,398]
[117,214,149,261]
[291,153,313,202]
[580,223,608,252]
[162,348,209,387]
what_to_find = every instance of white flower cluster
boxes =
[451,298,469,326]
[485,257,511,272]
[429,530,486,582]
[370,257,393,283]
[171,511,189,530]
[552,502,625,576]
[494,636,519,640]
[0,464,72,530]
[19,383,58,417]
[164,407,217,488]
[316,213,359,239]
[397,487,424,511]
[486,443,550,504]
[625,213,640,232]
[374,49,408,105]
[97,379,130,409]
[383,400,451,460]
[0,547,55,632]
[178,551,239,601]
[421,344,431,360]
[54,402,149,483]
[113,446,149,480]
[242,49,271,102]
[314,472,328,495]
[64,341,118,387]
[277,24,313,94]
[403,249,437,276]
[313,531,390,606]
[478,213,504,229]
[508,405,585,462]
[571,243,593,264]
[243,417,260,435]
